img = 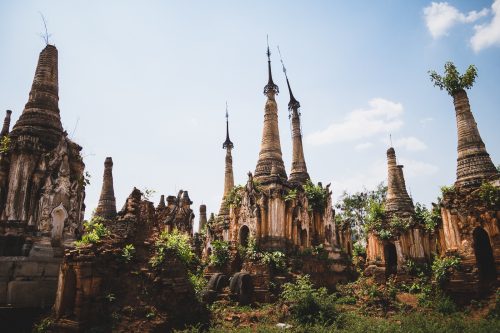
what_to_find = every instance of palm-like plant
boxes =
[429,62,477,96]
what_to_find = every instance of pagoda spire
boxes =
[255,37,287,181]
[9,44,63,150]
[278,47,309,184]
[94,157,117,219]
[385,147,414,215]
[0,110,12,137]
[219,104,235,216]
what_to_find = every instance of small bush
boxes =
[209,240,231,267]
[440,185,456,196]
[304,180,328,212]
[150,228,194,268]
[281,275,338,325]
[75,217,109,246]
[432,255,461,284]
[122,244,135,262]
[284,189,298,202]
[352,242,366,257]
[224,185,244,208]
[261,251,287,272]
[478,182,500,208]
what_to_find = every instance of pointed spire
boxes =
[223,102,233,150]
[385,147,414,215]
[278,47,309,184]
[94,157,117,219]
[263,36,279,95]
[0,110,12,137]
[10,45,63,150]
[255,38,287,182]
[219,104,235,216]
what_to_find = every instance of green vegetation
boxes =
[121,244,135,262]
[33,318,53,333]
[303,180,328,212]
[261,251,287,272]
[429,62,478,96]
[415,202,442,232]
[75,216,110,246]
[0,135,10,153]
[432,255,461,284]
[440,185,456,196]
[209,240,231,267]
[284,188,298,202]
[281,275,339,326]
[478,181,500,208]
[142,188,156,201]
[150,228,195,268]
[224,185,244,208]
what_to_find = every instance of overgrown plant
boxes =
[281,275,338,325]
[303,180,328,212]
[150,228,195,268]
[0,135,11,153]
[478,182,500,208]
[440,185,456,196]
[75,216,110,246]
[209,240,231,267]
[415,202,442,232]
[284,188,298,202]
[261,251,287,272]
[224,185,244,208]
[121,244,135,262]
[432,254,461,285]
[429,62,477,96]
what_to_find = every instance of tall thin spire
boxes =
[223,102,233,149]
[0,110,12,137]
[278,47,309,184]
[219,105,235,216]
[263,35,279,95]
[385,147,414,215]
[94,157,117,219]
[255,37,287,181]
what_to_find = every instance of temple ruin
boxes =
[0,44,85,309]
[365,147,433,281]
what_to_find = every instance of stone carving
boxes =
[157,190,194,235]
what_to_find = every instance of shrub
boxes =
[389,215,411,232]
[261,251,287,272]
[440,185,456,196]
[189,271,207,298]
[284,189,298,202]
[352,242,366,257]
[75,216,109,246]
[478,182,500,208]
[0,136,10,153]
[432,255,461,284]
[281,275,338,325]
[304,180,328,212]
[150,228,195,268]
[209,240,231,267]
[365,199,385,233]
[415,202,441,232]
[122,244,135,262]
[224,185,244,208]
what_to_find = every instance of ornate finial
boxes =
[223,102,234,150]
[263,35,279,95]
[39,12,52,45]
[277,46,300,111]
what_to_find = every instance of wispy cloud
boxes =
[355,142,374,150]
[423,2,489,39]
[419,117,434,125]
[384,136,427,151]
[471,0,500,52]
[399,158,439,178]
[306,98,404,146]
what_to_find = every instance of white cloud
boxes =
[332,159,386,201]
[306,98,404,146]
[423,2,489,39]
[399,158,439,178]
[383,136,427,151]
[355,142,374,150]
[471,0,500,52]
[419,117,434,125]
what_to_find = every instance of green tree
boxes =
[429,62,477,96]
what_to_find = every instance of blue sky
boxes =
[1,1,499,229]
